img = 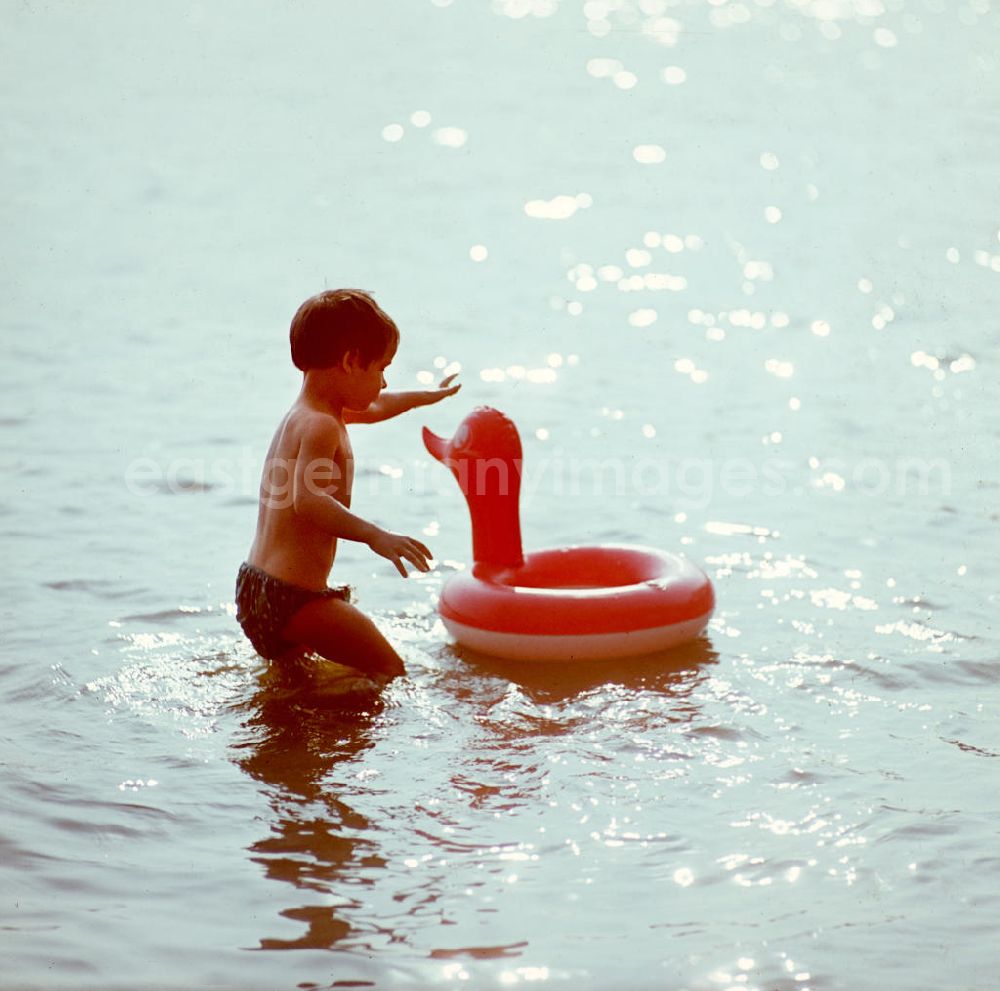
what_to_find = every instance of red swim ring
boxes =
[423,407,714,661]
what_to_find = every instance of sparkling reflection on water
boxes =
[82,585,997,990]
[2,0,999,988]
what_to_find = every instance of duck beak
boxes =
[422,426,450,463]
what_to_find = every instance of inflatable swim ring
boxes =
[423,407,714,661]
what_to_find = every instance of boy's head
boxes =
[290,289,399,372]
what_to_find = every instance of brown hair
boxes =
[289,289,399,371]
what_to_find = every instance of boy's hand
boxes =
[368,529,433,576]
[422,373,461,406]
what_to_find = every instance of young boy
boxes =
[235,289,460,683]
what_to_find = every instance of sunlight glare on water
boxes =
[1,0,999,988]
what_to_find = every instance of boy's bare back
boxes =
[246,401,353,592]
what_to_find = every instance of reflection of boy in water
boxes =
[236,290,460,683]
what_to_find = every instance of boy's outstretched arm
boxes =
[347,374,460,424]
[292,417,432,576]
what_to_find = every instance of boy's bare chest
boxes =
[337,438,355,505]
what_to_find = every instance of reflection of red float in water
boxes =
[423,407,715,661]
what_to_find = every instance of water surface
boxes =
[2,1,998,988]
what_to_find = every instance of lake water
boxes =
[2,1,999,988]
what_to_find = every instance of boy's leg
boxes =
[281,597,406,680]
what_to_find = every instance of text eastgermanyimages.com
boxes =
[124,451,951,510]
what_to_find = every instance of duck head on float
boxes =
[423,406,714,661]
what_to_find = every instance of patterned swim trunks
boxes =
[235,562,352,661]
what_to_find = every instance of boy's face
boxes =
[345,341,396,410]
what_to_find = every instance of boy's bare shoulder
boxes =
[285,403,343,432]
[279,404,347,455]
